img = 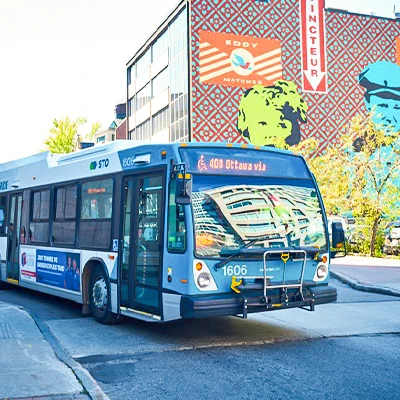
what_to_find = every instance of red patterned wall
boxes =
[190,0,400,152]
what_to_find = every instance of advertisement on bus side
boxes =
[20,248,81,292]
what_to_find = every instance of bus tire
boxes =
[0,280,7,290]
[89,266,117,324]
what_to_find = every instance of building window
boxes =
[30,189,50,243]
[152,68,169,98]
[128,66,132,85]
[80,179,113,248]
[169,7,189,143]
[97,136,105,143]
[135,119,151,141]
[128,96,136,117]
[152,107,169,134]
[136,83,150,110]
[152,29,168,61]
[137,48,151,77]
[126,4,189,144]
[52,184,77,245]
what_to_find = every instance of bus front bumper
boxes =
[180,284,337,319]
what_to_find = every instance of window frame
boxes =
[167,178,187,253]
[29,187,51,244]
[51,183,78,246]
[78,176,115,250]
[0,194,8,236]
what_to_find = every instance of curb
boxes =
[331,271,400,298]
[27,310,110,400]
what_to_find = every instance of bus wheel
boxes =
[89,267,117,324]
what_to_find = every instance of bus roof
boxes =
[0,140,301,192]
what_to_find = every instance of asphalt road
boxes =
[78,335,400,400]
[1,278,399,400]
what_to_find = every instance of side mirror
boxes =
[176,174,192,205]
[331,221,346,258]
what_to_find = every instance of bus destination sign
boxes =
[179,148,311,179]
[197,154,267,173]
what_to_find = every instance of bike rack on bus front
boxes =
[262,249,307,304]
[234,249,310,318]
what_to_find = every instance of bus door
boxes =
[121,173,164,316]
[6,193,23,283]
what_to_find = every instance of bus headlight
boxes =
[313,253,329,282]
[317,264,328,279]
[193,260,218,291]
[197,273,211,288]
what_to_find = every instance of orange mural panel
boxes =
[397,37,400,65]
[199,30,282,89]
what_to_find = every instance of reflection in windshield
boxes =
[192,180,327,257]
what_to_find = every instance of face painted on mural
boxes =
[367,96,400,132]
[359,61,400,133]
[237,80,308,147]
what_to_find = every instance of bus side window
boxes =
[0,195,6,235]
[79,178,113,249]
[29,189,50,244]
[167,179,186,252]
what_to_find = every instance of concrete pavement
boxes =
[331,255,400,297]
[0,301,108,400]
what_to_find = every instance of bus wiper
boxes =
[214,235,273,270]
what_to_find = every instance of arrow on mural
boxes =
[300,0,327,93]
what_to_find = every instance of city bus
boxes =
[0,141,344,323]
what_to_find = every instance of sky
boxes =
[1,0,400,163]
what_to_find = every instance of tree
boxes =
[44,116,101,154]
[342,112,400,256]
[276,110,400,256]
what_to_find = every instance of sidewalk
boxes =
[331,255,400,297]
[0,302,106,400]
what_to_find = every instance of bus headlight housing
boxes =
[193,260,218,291]
[317,264,328,279]
[313,253,329,282]
[197,273,211,288]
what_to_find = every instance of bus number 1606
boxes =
[222,265,248,276]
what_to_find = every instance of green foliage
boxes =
[43,116,101,154]
[285,110,400,257]
[344,112,400,256]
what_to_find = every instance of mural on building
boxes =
[359,60,400,133]
[199,30,283,89]
[237,80,308,146]
[300,0,327,93]
[191,0,400,152]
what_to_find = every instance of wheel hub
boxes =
[92,278,108,311]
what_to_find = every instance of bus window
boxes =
[52,184,77,245]
[79,178,113,248]
[30,189,50,243]
[167,179,186,252]
[0,195,6,235]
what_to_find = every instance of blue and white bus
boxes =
[0,141,344,323]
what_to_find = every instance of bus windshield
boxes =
[191,175,327,258]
